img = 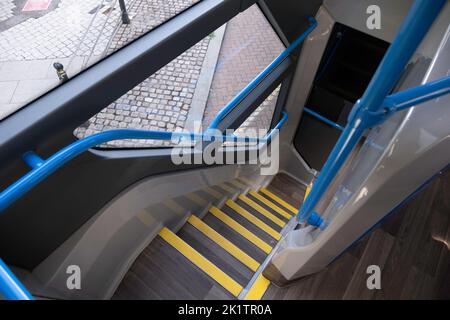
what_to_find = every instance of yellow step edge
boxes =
[158,227,243,297]
[244,274,271,300]
[187,215,260,272]
[249,191,293,220]
[226,200,281,241]
[209,207,272,254]
[238,195,286,228]
[304,185,312,201]
[259,188,298,214]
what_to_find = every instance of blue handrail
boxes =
[1,124,287,214]
[207,16,317,130]
[0,259,32,300]
[298,0,448,226]
[265,111,288,141]
[384,75,450,112]
[303,107,345,131]
[0,14,302,297]
[0,112,288,300]
[0,17,315,300]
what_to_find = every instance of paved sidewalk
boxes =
[0,0,199,123]
[202,5,285,135]
[74,0,215,148]
[0,2,283,147]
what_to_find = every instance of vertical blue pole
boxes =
[298,0,446,224]
[0,259,33,300]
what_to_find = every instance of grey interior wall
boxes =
[28,163,271,299]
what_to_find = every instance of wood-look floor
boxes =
[264,171,450,299]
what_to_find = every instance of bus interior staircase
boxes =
[112,174,306,300]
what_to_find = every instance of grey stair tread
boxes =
[220,204,278,246]
[268,174,307,205]
[266,184,303,209]
[205,285,236,300]
[113,270,162,300]
[246,192,292,221]
[113,236,233,300]
[177,223,253,286]
[202,213,267,263]
[234,198,284,232]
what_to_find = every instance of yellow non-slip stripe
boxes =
[304,185,312,201]
[226,200,281,241]
[187,215,260,272]
[238,195,286,228]
[209,207,272,254]
[249,191,292,220]
[244,274,271,300]
[259,188,297,214]
[158,227,243,297]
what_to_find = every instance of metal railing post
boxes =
[298,0,447,226]
[119,0,130,24]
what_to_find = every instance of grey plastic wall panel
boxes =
[323,0,413,43]
[270,3,450,281]
[263,0,323,43]
[323,0,450,58]
[278,7,336,184]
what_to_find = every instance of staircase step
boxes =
[159,227,243,297]
[225,199,281,240]
[248,190,293,220]
[238,195,286,228]
[178,223,253,285]
[114,237,232,299]
[202,213,267,263]
[187,215,260,272]
[209,207,273,254]
[260,187,300,213]
[113,174,309,301]
[219,205,278,247]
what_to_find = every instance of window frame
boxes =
[0,0,300,162]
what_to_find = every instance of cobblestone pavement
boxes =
[202,5,285,135]
[0,0,198,61]
[0,0,116,61]
[0,0,199,120]
[74,0,209,148]
[75,37,211,148]
[0,1,15,23]
[1,1,283,148]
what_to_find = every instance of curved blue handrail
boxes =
[0,258,32,300]
[303,107,345,131]
[207,16,317,130]
[0,113,288,301]
[0,127,280,214]
[0,17,313,301]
